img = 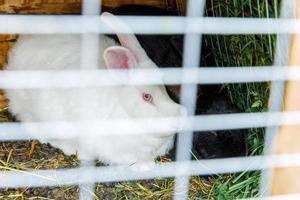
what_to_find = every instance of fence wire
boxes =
[0,0,299,199]
[2,154,300,188]
[0,16,300,34]
[1,67,300,88]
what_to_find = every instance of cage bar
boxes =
[271,0,300,196]
[0,15,300,34]
[79,0,101,199]
[2,111,300,140]
[0,0,300,199]
[0,67,300,89]
[260,0,297,197]
[174,0,205,199]
[3,154,300,188]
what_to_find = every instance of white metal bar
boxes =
[259,0,297,197]
[0,3,299,198]
[1,110,300,142]
[1,66,300,88]
[3,154,300,188]
[81,0,101,15]
[79,160,95,200]
[80,34,100,70]
[1,16,300,34]
[176,0,204,162]
[174,0,206,199]
[244,193,300,200]
[80,1,101,199]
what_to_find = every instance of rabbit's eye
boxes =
[142,92,153,103]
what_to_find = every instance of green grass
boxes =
[194,0,281,199]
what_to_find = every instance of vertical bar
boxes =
[173,0,205,199]
[271,0,300,195]
[82,0,101,15]
[79,1,101,200]
[81,0,101,71]
[79,160,96,200]
[259,0,296,197]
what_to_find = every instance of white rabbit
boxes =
[4,13,186,166]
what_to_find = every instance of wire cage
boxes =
[0,0,300,199]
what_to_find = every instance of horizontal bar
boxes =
[0,111,300,141]
[0,66,299,89]
[0,15,300,34]
[2,154,300,188]
[244,194,300,200]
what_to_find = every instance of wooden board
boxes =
[271,0,300,195]
[0,0,185,14]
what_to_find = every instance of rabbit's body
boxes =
[5,14,185,166]
[6,35,118,123]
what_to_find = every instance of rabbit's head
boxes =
[102,13,187,136]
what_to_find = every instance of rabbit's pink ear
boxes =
[103,46,137,69]
[115,33,148,63]
[101,12,148,62]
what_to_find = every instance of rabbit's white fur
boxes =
[5,14,185,166]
